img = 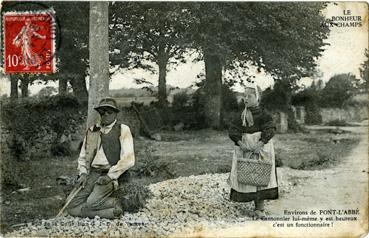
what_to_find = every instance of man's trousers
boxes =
[67,169,122,219]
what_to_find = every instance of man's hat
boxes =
[94,97,120,113]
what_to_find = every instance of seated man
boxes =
[67,98,135,219]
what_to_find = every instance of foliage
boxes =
[110,2,190,70]
[114,182,153,213]
[320,73,357,108]
[222,80,239,112]
[194,78,239,112]
[2,96,86,159]
[1,154,22,189]
[292,83,322,125]
[110,2,191,103]
[324,119,349,127]
[132,146,176,178]
[38,86,57,98]
[1,2,90,100]
[261,80,295,112]
[183,2,330,127]
[359,49,368,91]
[172,91,190,110]
[186,3,330,79]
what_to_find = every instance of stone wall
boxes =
[320,106,368,123]
[292,106,306,125]
[272,112,288,133]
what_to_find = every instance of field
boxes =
[0,127,360,233]
[114,96,157,107]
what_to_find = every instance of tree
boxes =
[110,2,190,105]
[38,86,57,97]
[1,2,90,102]
[9,75,18,101]
[187,3,330,128]
[261,80,296,112]
[87,1,109,128]
[59,77,68,95]
[320,73,356,108]
[42,2,89,102]
[292,82,322,125]
[20,77,29,98]
[359,49,368,91]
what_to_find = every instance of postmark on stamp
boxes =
[3,10,56,74]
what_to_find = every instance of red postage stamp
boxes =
[3,10,56,74]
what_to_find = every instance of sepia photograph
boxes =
[0,1,368,237]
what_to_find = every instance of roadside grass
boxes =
[274,132,359,170]
[0,129,360,233]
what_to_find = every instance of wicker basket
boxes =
[236,154,272,187]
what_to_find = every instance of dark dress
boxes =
[228,106,278,202]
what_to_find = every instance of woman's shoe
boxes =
[254,209,266,219]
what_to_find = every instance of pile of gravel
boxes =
[7,172,291,237]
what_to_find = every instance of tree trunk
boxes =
[87,1,109,128]
[59,77,68,95]
[20,78,29,98]
[70,75,88,103]
[10,75,18,101]
[203,50,222,129]
[157,53,168,106]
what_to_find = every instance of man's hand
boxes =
[77,173,88,188]
[96,175,112,185]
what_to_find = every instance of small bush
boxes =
[325,119,349,126]
[0,155,22,189]
[132,146,175,179]
[172,92,190,111]
[305,109,322,125]
[296,151,330,170]
[114,182,152,213]
[50,142,72,157]
[2,95,86,159]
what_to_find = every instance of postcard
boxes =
[0,1,368,237]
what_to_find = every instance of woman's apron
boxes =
[228,132,278,193]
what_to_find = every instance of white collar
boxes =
[97,119,117,132]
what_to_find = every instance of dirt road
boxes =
[269,126,368,212]
[6,127,368,237]
[182,126,368,237]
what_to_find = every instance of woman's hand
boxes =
[253,141,265,154]
[238,140,250,152]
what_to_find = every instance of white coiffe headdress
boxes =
[241,82,261,127]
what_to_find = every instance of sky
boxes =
[0,2,367,96]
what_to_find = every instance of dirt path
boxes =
[181,126,368,237]
[6,127,368,237]
[269,126,368,213]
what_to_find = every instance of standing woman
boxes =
[228,85,278,218]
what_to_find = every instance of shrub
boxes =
[0,154,22,189]
[296,151,330,170]
[222,83,239,112]
[320,73,356,108]
[114,182,152,213]
[325,119,349,126]
[132,146,175,179]
[2,95,86,159]
[172,92,190,110]
[292,87,322,125]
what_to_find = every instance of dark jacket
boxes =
[229,106,276,145]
